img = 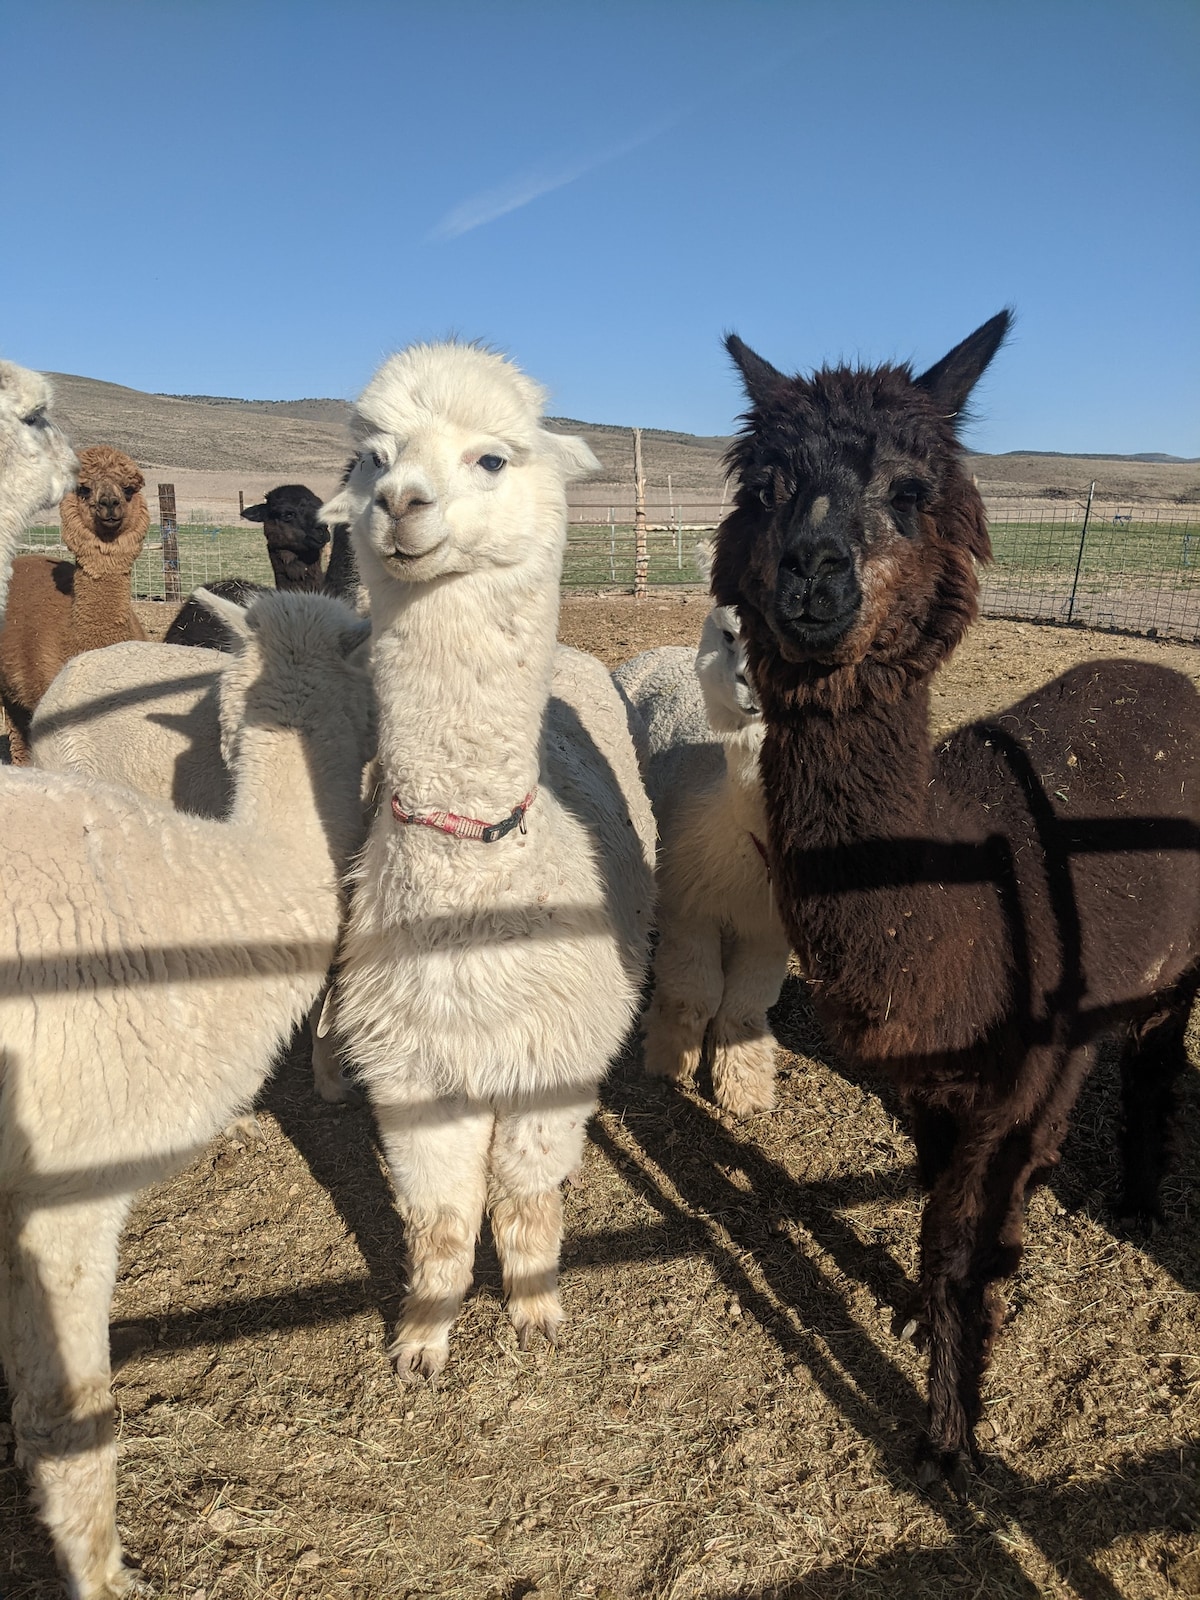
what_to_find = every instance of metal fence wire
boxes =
[17,485,1200,643]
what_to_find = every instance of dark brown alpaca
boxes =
[712,311,1200,1495]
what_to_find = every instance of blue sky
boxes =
[2,0,1197,454]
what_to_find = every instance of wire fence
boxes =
[18,485,1200,642]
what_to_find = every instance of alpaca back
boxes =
[29,640,231,816]
[613,644,725,828]
[1,594,372,1183]
[939,658,1200,1019]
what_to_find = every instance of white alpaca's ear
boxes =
[693,540,714,583]
[541,431,600,483]
[194,588,252,641]
[341,616,372,657]
[318,488,354,527]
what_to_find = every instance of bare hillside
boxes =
[43,371,1199,504]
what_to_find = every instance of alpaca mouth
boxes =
[387,538,446,567]
[771,604,858,661]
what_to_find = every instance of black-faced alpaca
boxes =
[167,474,360,651]
[712,311,1200,1495]
[241,482,330,590]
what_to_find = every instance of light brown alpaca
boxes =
[0,445,149,762]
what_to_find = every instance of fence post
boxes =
[608,507,616,584]
[158,483,181,602]
[1065,480,1095,623]
[633,428,648,598]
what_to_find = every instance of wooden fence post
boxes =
[158,483,181,602]
[633,428,648,598]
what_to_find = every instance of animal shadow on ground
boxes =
[598,1050,1198,1600]
[696,1442,1197,1596]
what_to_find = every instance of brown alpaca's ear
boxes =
[724,334,787,409]
[915,310,1013,420]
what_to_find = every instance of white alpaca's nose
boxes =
[376,483,434,522]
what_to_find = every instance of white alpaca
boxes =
[0,591,373,1598]
[28,640,376,1102]
[615,602,789,1117]
[0,359,78,613]
[320,342,655,1377]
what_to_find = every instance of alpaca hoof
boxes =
[891,1303,929,1350]
[711,1038,777,1118]
[915,1439,976,1502]
[390,1337,448,1382]
[224,1114,265,1147]
[713,1079,775,1119]
[1117,1200,1163,1237]
[511,1295,563,1352]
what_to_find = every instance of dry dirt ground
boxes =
[3,599,1199,1600]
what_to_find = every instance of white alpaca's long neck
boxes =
[723,723,767,837]
[0,499,29,614]
[371,563,558,818]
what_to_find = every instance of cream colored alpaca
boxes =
[0,360,77,614]
[0,591,373,1598]
[321,342,655,1377]
[615,602,789,1116]
[28,638,376,1104]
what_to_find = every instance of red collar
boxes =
[391,786,536,844]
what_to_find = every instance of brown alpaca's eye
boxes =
[77,484,91,499]
[890,480,929,511]
[123,486,135,500]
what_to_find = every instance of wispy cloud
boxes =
[427,114,681,242]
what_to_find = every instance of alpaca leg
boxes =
[372,1092,494,1379]
[488,1091,595,1350]
[1,1195,141,1598]
[917,1059,1088,1494]
[642,915,723,1084]
[909,1104,960,1190]
[1118,975,1198,1227]
[709,932,790,1117]
[917,1125,1027,1495]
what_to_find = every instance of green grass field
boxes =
[24,510,1198,601]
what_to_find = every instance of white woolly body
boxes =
[0,360,77,614]
[340,636,653,1105]
[323,341,654,1376]
[614,607,788,1117]
[30,640,230,816]
[0,592,373,1598]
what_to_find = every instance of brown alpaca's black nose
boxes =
[775,528,861,648]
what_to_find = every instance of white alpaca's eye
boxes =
[722,630,735,645]
[477,454,506,473]
[369,450,385,470]
[22,409,47,428]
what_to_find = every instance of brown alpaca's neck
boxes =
[762,677,981,1059]
[69,564,142,650]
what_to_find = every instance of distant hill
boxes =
[43,371,1200,503]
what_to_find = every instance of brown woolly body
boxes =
[713,312,1200,1492]
[0,445,148,762]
